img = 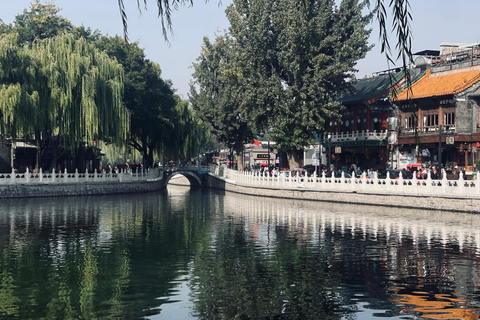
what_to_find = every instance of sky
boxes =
[2,0,480,98]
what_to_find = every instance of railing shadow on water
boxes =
[210,166,480,198]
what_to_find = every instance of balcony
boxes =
[399,126,455,137]
[329,130,387,143]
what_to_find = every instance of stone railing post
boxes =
[398,172,404,192]
[441,169,447,194]
[52,169,56,183]
[26,168,30,183]
[64,169,68,183]
[426,170,432,195]
[339,171,345,191]
[75,168,79,182]
[39,168,43,183]
[458,171,465,194]
[476,171,480,195]
[10,168,15,184]
[412,172,418,193]
[373,171,378,192]
[386,170,393,193]
[361,171,367,191]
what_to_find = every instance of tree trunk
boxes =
[145,149,154,169]
[35,138,41,173]
[286,150,301,169]
[234,140,244,171]
[50,138,63,173]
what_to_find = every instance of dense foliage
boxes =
[190,34,252,170]
[0,31,128,170]
[191,0,372,168]
[0,1,208,170]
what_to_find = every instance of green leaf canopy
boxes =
[0,32,129,150]
[226,0,372,158]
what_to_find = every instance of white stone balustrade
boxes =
[212,166,480,198]
[0,167,162,184]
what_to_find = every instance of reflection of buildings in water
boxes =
[392,291,479,319]
[223,192,480,314]
[223,192,480,251]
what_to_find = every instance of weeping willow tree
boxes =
[0,32,129,171]
[165,96,210,163]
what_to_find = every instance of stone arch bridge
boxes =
[160,165,211,188]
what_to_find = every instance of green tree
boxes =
[0,32,128,171]
[165,95,210,164]
[225,0,372,167]
[10,1,73,45]
[190,34,253,170]
[0,19,12,35]
[96,36,177,167]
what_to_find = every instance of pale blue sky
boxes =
[2,0,480,97]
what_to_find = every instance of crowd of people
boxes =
[241,161,472,181]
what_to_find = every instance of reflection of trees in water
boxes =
[215,193,480,318]
[1,190,480,319]
[0,190,215,319]
[189,207,348,319]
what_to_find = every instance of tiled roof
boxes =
[395,68,480,101]
[341,69,409,105]
[340,74,392,103]
[363,69,407,101]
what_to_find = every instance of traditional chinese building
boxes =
[330,69,408,171]
[393,43,480,173]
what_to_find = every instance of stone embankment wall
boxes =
[204,174,480,213]
[0,180,163,199]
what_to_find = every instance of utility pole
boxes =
[267,140,270,170]
[438,125,442,170]
[327,136,331,169]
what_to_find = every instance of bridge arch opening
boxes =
[164,171,203,188]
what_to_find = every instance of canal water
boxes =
[1,182,480,320]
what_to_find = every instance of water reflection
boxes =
[221,193,480,319]
[0,186,479,319]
